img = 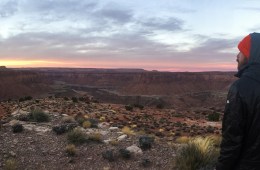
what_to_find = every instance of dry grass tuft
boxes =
[82,121,92,129]
[65,144,77,156]
[122,126,135,135]
[4,158,17,170]
[175,136,190,144]
[174,136,219,170]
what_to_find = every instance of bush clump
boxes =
[208,112,220,122]
[139,136,154,150]
[82,120,92,129]
[88,132,102,142]
[65,144,77,156]
[4,158,17,170]
[125,105,133,111]
[175,136,190,144]
[52,123,77,135]
[122,126,135,135]
[133,104,144,110]
[71,97,78,103]
[19,96,33,102]
[156,103,164,109]
[12,123,24,133]
[67,128,87,145]
[29,108,50,122]
[174,136,219,170]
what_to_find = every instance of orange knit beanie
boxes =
[238,34,251,58]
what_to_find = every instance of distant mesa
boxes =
[0,66,7,70]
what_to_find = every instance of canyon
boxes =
[0,68,237,109]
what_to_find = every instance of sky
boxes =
[0,0,260,71]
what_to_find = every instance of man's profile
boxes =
[217,32,260,170]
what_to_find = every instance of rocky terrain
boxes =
[0,67,231,169]
[0,96,222,170]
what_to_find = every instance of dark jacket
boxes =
[216,33,260,170]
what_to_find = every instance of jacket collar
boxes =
[235,64,249,78]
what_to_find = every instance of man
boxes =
[216,32,260,170]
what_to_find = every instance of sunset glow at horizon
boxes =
[0,0,260,71]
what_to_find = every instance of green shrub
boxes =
[75,117,85,125]
[208,112,220,122]
[156,103,164,109]
[67,128,87,145]
[12,123,24,133]
[125,105,133,111]
[29,108,50,122]
[63,97,69,101]
[174,136,219,170]
[19,96,33,102]
[133,104,144,110]
[71,97,78,103]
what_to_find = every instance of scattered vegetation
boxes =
[133,104,144,110]
[4,158,17,170]
[28,108,50,122]
[65,144,77,156]
[67,128,87,145]
[75,117,85,125]
[156,103,164,109]
[139,136,154,150]
[175,136,190,144]
[88,132,102,142]
[82,121,91,129]
[52,123,77,135]
[71,97,78,103]
[208,112,220,122]
[19,96,33,102]
[119,149,131,159]
[63,97,69,101]
[102,150,115,162]
[174,136,219,170]
[12,123,24,133]
[210,135,222,147]
[125,105,133,111]
[122,126,135,135]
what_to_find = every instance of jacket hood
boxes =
[236,33,260,81]
[248,32,260,64]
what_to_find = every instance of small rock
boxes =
[117,134,127,141]
[35,126,51,133]
[103,139,112,144]
[23,124,35,131]
[98,122,110,129]
[109,127,119,131]
[9,120,20,126]
[126,145,143,155]
[9,151,16,157]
